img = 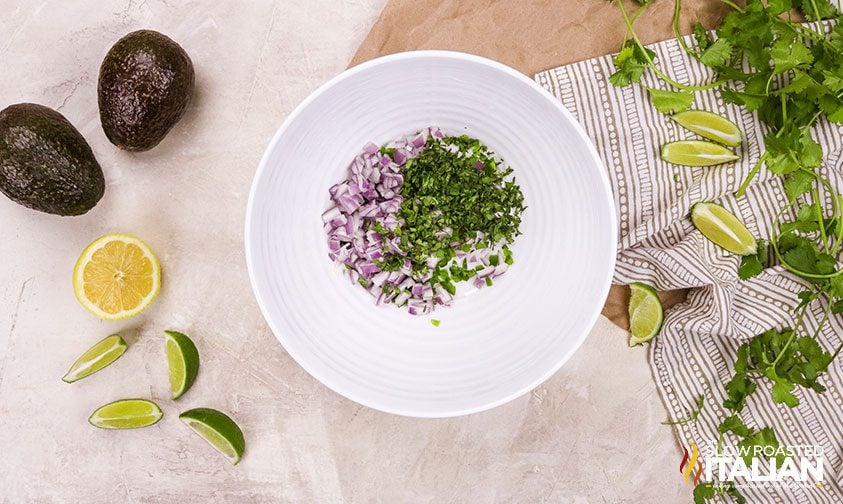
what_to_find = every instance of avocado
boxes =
[98,30,195,151]
[0,103,105,216]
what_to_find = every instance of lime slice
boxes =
[62,334,128,383]
[661,141,739,166]
[180,408,245,465]
[671,110,742,147]
[628,282,663,347]
[165,330,200,400]
[73,233,161,321]
[89,399,163,429]
[691,202,757,255]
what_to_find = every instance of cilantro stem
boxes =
[671,0,694,56]
[801,170,843,256]
[771,222,843,279]
[789,21,826,43]
[835,195,843,256]
[615,0,725,92]
[736,152,767,197]
[715,0,745,12]
[661,394,705,425]
[813,187,830,253]
[623,3,650,45]
[770,308,808,368]
[808,0,824,30]
[780,92,787,124]
[828,340,843,370]
[812,301,832,340]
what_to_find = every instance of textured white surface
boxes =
[0,1,686,502]
[247,51,616,417]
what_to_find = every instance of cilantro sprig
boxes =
[610,0,843,500]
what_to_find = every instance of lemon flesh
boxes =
[691,202,757,255]
[73,234,161,320]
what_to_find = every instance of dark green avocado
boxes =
[0,103,105,216]
[98,30,195,151]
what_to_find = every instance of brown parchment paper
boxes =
[351,0,731,329]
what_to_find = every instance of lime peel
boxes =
[671,110,742,147]
[661,140,739,167]
[165,330,200,400]
[628,282,664,346]
[691,202,757,255]
[88,399,163,429]
[180,408,245,465]
[62,334,128,383]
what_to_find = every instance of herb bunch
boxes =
[609,0,843,501]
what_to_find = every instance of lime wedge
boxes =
[165,330,200,400]
[180,408,246,465]
[661,141,739,166]
[671,110,742,147]
[89,399,163,429]
[62,334,128,383]
[691,202,757,255]
[628,282,663,346]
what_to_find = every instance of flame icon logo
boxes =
[679,442,704,485]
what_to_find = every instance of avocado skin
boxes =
[98,30,195,151]
[0,103,105,216]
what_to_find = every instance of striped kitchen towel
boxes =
[536,25,843,503]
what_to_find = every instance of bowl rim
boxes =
[244,50,617,418]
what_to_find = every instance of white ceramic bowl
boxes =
[246,51,616,417]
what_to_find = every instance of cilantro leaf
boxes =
[646,87,695,113]
[720,87,766,111]
[771,38,813,74]
[782,171,814,202]
[693,483,717,504]
[662,394,705,425]
[767,0,793,15]
[699,38,733,67]
[793,0,838,20]
[771,378,799,407]
[724,372,756,412]
[719,414,753,437]
[738,427,782,466]
[693,23,713,51]
[738,240,767,280]
[610,45,648,86]
[822,70,843,93]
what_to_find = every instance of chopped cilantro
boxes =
[374,135,525,292]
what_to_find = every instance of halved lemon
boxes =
[73,234,161,320]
